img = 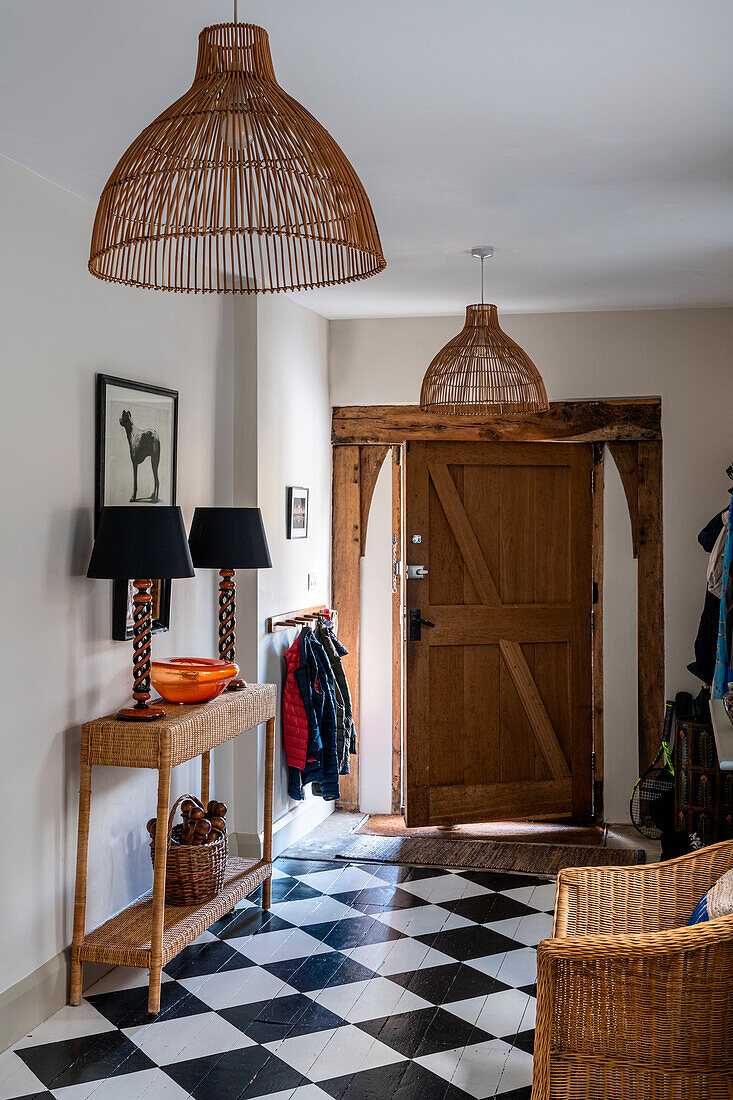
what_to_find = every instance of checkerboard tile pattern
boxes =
[3,859,554,1099]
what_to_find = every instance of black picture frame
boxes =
[95,373,179,641]
[287,486,309,539]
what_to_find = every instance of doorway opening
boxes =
[332,399,664,832]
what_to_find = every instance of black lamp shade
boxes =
[88,506,195,580]
[188,508,272,570]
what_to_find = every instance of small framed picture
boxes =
[95,374,179,640]
[287,486,309,539]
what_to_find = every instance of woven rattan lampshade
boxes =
[420,248,549,415]
[420,303,549,415]
[89,22,385,293]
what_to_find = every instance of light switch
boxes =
[308,573,318,590]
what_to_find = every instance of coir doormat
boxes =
[338,834,645,874]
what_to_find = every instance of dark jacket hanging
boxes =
[316,619,357,774]
[285,627,340,802]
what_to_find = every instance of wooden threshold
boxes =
[78,857,271,969]
[356,814,606,846]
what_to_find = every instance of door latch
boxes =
[407,564,429,579]
[409,609,435,640]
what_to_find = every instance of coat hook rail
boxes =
[266,605,338,633]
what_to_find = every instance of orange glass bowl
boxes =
[150,658,239,704]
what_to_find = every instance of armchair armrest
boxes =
[542,913,733,961]
[553,839,733,937]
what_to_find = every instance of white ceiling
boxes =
[2,0,732,318]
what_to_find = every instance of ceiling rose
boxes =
[88,21,385,293]
[420,248,549,415]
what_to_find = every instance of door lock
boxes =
[407,564,429,579]
[409,609,435,640]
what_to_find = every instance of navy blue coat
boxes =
[288,627,340,801]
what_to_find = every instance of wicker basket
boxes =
[150,794,228,906]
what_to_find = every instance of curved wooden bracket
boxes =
[360,445,390,556]
[609,442,640,557]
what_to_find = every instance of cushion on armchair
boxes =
[688,868,733,924]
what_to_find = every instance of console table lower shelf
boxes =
[78,857,271,970]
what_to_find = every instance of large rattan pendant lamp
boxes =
[420,247,549,414]
[89,4,385,293]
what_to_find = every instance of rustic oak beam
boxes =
[609,440,665,771]
[333,397,661,445]
[332,445,361,810]
[591,444,605,822]
[637,440,665,772]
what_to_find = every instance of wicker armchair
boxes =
[533,840,733,1099]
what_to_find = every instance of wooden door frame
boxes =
[332,397,663,817]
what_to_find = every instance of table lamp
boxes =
[188,507,272,690]
[88,506,195,720]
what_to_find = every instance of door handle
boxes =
[409,609,435,641]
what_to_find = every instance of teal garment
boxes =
[713,505,733,698]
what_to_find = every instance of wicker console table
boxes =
[70,684,277,1014]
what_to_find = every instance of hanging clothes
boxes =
[316,618,357,774]
[689,592,722,685]
[282,632,310,772]
[713,504,733,698]
[707,522,728,599]
[282,626,340,802]
[689,506,729,684]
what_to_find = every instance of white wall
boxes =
[232,294,334,853]
[0,154,229,1001]
[330,308,733,821]
[0,154,334,1035]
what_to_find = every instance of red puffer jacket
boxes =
[282,633,309,770]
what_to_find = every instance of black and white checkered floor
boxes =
[2,859,556,1100]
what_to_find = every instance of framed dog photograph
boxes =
[95,374,179,640]
[287,486,309,539]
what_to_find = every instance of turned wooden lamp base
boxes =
[116,702,165,722]
[219,569,248,691]
[226,678,248,692]
[116,579,164,721]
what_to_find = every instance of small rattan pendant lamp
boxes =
[89,4,385,293]
[420,248,549,414]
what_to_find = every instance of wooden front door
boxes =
[405,441,594,826]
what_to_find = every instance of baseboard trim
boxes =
[0,949,111,1053]
[231,798,334,860]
